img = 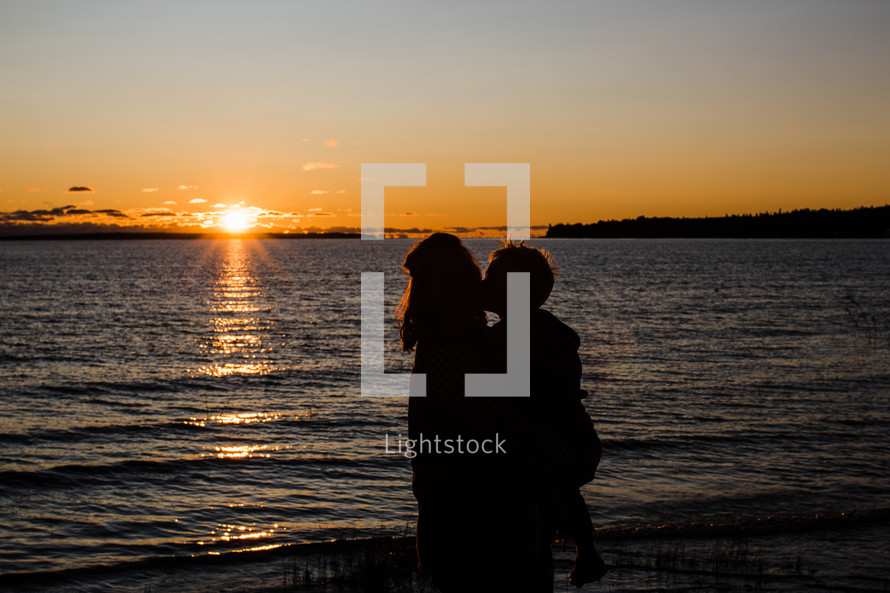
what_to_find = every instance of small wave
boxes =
[601,428,869,453]
[0,419,202,446]
[26,379,174,398]
[22,376,238,400]
[0,411,388,447]
[597,507,890,540]
[0,451,391,491]
[82,397,150,408]
[0,534,401,589]
[0,456,277,490]
[603,433,762,452]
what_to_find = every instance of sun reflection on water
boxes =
[197,520,287,552]
[180,241,299,556]
[195,240,280,378]
[183,412,286,427]
[209,444,279,458]
[200,362,271,377]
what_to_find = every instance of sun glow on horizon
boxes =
[222,210,249,232]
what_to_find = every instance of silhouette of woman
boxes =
[398,233,553,593]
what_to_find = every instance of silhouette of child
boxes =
[482,240,607,587]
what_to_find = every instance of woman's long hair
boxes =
[397,233,487,352]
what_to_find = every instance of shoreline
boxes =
[2,205,889,241]
[0,231,362,241]
[5,509,888,592]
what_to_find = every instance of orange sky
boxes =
[2,1,888,235]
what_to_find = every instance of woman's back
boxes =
[399,233,554,592]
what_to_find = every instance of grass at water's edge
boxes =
[193,531,888,593]
[8,517,887,593]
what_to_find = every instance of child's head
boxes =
[483,240,558,315]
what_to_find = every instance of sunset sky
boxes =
[1,0,888,235]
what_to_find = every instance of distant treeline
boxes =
[545,206,890,238]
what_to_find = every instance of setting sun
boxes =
[222,210,249,232]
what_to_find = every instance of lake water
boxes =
[1,238,889,589]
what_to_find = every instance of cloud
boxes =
[384,227,434,234]
[291,225,355,235]
[0,210,54,222]
[178,185,199,191]
[9,206,94,219]
[163,201,177,205]
[3,202,450,236]
[474,224,550,231]
[0,204,332,235]
[302,162,338,172]
[326,138,338,148]
[212,203,226,208]
[400,212,418,217]
[95,209,129,218]
[0,221,144,236]
[188,198,207,204]
[142,188,159,193]
[67,186,94,193]
[310,190,329,195]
